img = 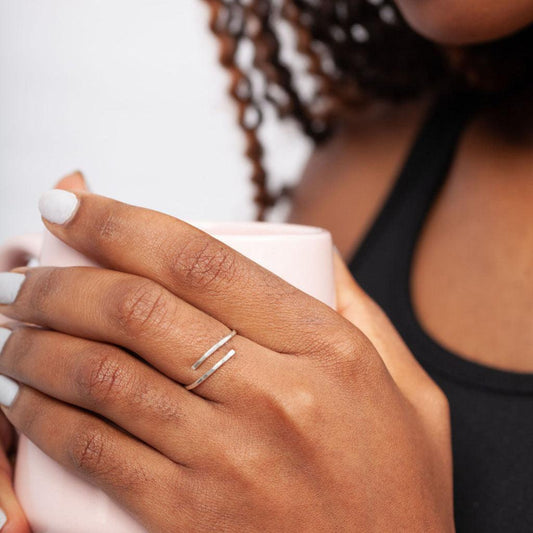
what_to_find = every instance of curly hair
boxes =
[203,0,533,221]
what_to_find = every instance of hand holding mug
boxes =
[0,175,87,533]
[0,189,454,532]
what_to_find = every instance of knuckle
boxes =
[28,268,62,317]
[285,309,342,356]
[75,348,134,406]
[263,380,322,434]
[220,443,272,489]
[311,323,383,383]
[93,207,121,248]
[146,390,185,426]
[68,422,152,492]
[285,307,364,361]
[171,236,238,291]
[68,423,108,478]
[340,331,383,374]
[113,278,173,338]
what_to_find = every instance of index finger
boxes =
[38,190,349,356]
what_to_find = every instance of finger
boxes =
[0,380,195,531]
[0,326,215,466]
[0,267,280,400]
[37,191,347,357]
[333,248,371,317]
[0,448,31,533]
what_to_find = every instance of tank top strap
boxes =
[393,91,479,211]
[348,91,479,310]
[349,91,479,275]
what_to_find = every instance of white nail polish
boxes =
[0,375,19,407]
[38,189,79,224]
[0,273,25,305]
[0,328,11,354]
[0,508,6,529]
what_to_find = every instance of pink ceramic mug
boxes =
[0,221,336,533]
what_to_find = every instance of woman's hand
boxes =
[0,190,454,532]
[0,173,85,533]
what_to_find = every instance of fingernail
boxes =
[0,375,19,407]
[0,508,6,529]
[0,273,25,305]
[0,328,11,354]
[39,189,80,224]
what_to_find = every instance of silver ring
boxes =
[185,329,238,391]
[191,329,237,370]
[185,349,236,391]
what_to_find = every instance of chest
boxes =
[287,119,533,372]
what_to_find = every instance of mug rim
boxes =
[187,220,330,239]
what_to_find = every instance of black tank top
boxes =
[347,93,533,533]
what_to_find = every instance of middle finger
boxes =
[0,267,279,400]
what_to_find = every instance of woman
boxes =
[0,1,532,531]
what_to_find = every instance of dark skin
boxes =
[288,97,533,372]
[1,1,533,530]
[395,0,533,44]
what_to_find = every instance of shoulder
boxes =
[286,95,434,259]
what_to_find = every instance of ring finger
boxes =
[0,325,216,466]
[0,383,195,531]
[0,267,280,401]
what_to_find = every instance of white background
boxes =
[0,0,311,243]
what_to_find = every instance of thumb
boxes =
[332,247,432,392]
[332,247,369,318]
[54,170,89,192]
[332,247,388,333]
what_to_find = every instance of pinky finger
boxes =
[0,447,31,533]
[0,376,194,532]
